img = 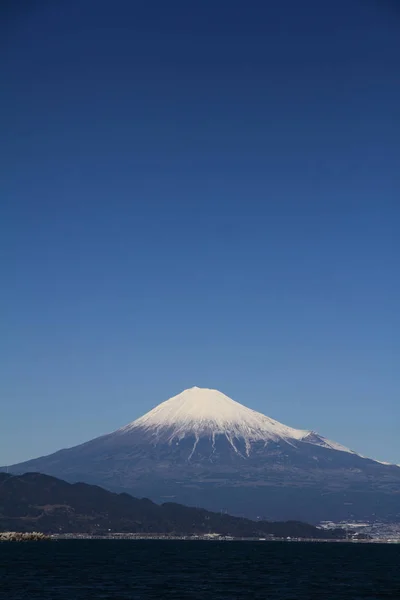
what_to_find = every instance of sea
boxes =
[1,540,400,599]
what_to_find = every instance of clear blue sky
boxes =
[1,0,399,466]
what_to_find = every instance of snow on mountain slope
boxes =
[118,386,356,457]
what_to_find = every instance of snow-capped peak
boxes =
[119,387,355,457]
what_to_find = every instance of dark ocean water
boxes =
[1,540,400,599]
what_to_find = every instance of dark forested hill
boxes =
[0,472,344,539]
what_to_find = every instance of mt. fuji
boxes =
[120,387,354,456]
[4,387,400,523]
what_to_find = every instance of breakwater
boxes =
[0,532,50,542]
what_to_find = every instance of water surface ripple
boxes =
[1,540,400,599]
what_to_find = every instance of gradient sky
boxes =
[1,0,399,466]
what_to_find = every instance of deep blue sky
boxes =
[1,0,399,465]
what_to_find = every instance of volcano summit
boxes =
[120,386,354,456]
[5,387,400,523]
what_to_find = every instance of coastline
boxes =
[2,531,398,544]
[49,533,399,544]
